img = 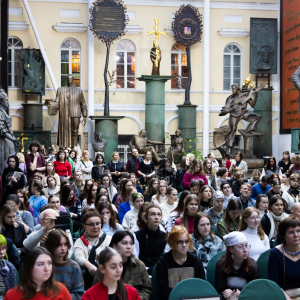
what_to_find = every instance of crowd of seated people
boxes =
[0,142,300,300]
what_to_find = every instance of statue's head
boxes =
[140,129,147,137]
[66,74,74,86]
[0,88,8,110]
[260,46,272,63]
[175,129,181,136]
[95,132,103,142]
[231,84,241,95]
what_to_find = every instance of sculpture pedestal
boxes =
[253,87,273,158]
[22,103,44,131]
[177,105,197,150]
[137,75,174,142]
[89,116,124,162]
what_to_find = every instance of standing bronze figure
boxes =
[129,129,163,162]
[168,129,184,162]
[46,74,87,147]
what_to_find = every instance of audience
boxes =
[256,194,269,219]
[159,187,178,225]
[262,156,282,177]
[199,185,213,212]
[119,186,137,223]
[229,151,248,174]
[265,179,282,199]
[82,183,99,209]
[53,150,72,178]
[203,158,217,191]
[248,169,261,187]
[182,159,208,190]
[76,150,93,181]
[122,193,144,230]
[282,173,300,212]
[151,180,168,205]
[238,183,256,211]
[221,181,235,208]
[250,176,271,200]
[143,178,159,202]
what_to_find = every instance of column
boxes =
[202,0,210,156]
[88,0,95,155]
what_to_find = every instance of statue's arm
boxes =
[129,137,135,149]
[148,139,164,145]
[79,90,88,117]
[48,88,60,115]
[291,66,300,91]
[248,91,259,109]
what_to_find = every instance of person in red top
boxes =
[182,159,208,190]
[25,140,46,183]
[82,247,141,300]
[53,150,72,178]
[4,247,72,300]
[175,194,200,234]
[224,153,232,177]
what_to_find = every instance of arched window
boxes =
[8,37,23,87]
[61,38,81,87]
[223,43,242,90]
[171,43,187,89]
[116,40,136,89]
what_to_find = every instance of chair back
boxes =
[206,250,226,287]
[256,249,271,279]
[239,279,286,300]
[151,264,158,300]
[168,278,218,300]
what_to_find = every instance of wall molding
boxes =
[218,28,249,38]
[125,25,143,35]
[52,23,87,33]
[165,114,178,132]
[8,21,30,31]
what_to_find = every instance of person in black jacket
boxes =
[106,152,125,185]
[156,225,205,300]
[135,203,166,275]
[5,237,20,270]
[232,170,247,197]
[2,155,26,204]
[91,153,108,182]
[265,180,282,199]
[175,156,187,192]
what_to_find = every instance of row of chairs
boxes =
[151,248,283,300]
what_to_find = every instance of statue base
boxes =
[89,116,125,163]
[137,75,174,142]
[177,105,197,150]
[22,103,44,131]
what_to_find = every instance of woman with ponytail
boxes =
[82,247,141,300]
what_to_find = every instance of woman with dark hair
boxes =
[4,247,72,300]
[42,161,61,188]
[122,193,144,230]
[191,212,225,268]
[44,230,84,300]
[143,178,159,203]
[261,195,289,247]
[216,167,230,191]
[199,185,213,212]
[101,173,117,202]
[53,150,72,178]
[175,194,200,234]
[156,158,175,182]
[182,159,208,190]
[82,182,99,209]
[217,198,242,239]
[262,156,282,177]
[44,175,60,198]
[2,154,26,203]
[28,179,48,221]
[69,150,78,174]
[278,151,292,175]
[80,179,94,202]
[115,179,134,211]
[265,179,282,199]
[165,190,190,232]
[203,158,217,192]
[92,153,109,182]
[97,201,123,236]
[256,194,269,219]
[156,226,205,300]
[268,217,300,293]
[229,151,248,174]
[215,232,259,300]
[107,152,125,185]
[129,173,144,195]
[93,231,151,300]
[138,150,155,185]
[16,188,35,216]
[175,156,188,192]
[95,193,118,213]
[82,247,141,300]
[281,173,290,193]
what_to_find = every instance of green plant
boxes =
[183,137,203,161]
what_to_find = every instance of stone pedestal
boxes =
[177,105,197,150]
[253,87,273,158]
[22,103,44,130]
[89,116,124,162]
[137,75,174,142]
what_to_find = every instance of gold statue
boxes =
[17,133,28,153]
[147,18,166,75]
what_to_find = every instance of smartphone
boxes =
[16,211,20,217]
[54,215,70,231]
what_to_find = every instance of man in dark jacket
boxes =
[126,149,143,177]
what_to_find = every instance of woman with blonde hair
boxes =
[107,151,125,185]
[156,225,205,300]
[152,180,168,205]
[76,150,93,181]
[239,207,269,261]
[16,152,26,174]
[203,158,217,191]
[182,159,208,190]
[71,170,85,199]
[42,161,60,188]
[248,169,261,186]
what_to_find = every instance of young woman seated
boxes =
[115,178,134,210]
[4,247,72,300]
[82,182,99,210]
[119,187,137,224]
[182,159,208,190]
[92,153,109,182]
[95,192,118,214]
[156,226,205,300]
[215,231,259,300]
[151,180,168,205]
[97,201,123,236]
[81,247,141,300]
[199,185,213,212]
[53,150,72,178]
[44,176,60,198]
[216,167,230,191]
[15,188,34,217]
[255,194,269,219]
[44,229,84,300]
[266,180,282,200]
[122,193,144,231]
[203,158,218,192]
[93,231,152,300]
[143,178,159,203]
[239,207,269,261]
[42,161,61,188]
[217,199,242,239]
[191,212,225,268]
[190,180,200,195]
[159,187,178,226]
[175,194,200,234]
[247,169,261,187]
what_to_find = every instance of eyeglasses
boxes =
[85,222,101,228]
[177,240,190,246]
[235,244,251,251]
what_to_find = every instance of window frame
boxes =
[223,42,242,91]
[171,43,188,90]
[60,38,81,87]
[8,36,23,88]
[115,39,136,89]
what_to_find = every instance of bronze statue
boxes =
[46,74,87,147]
[129,129,163,162]
[213,79,264,154]
[168,129,184,162]
[92,132,108,153]
[147,18,166,75]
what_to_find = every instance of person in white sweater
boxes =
[122,193,144,230]
[75,150,93,181]
[239,207,269,261]
[159,187,178,225]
